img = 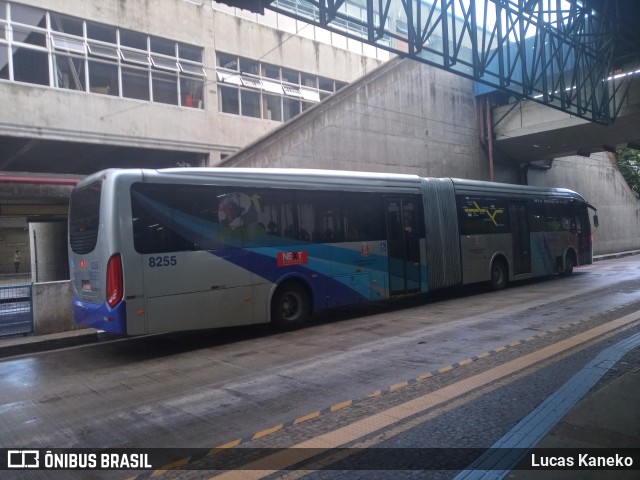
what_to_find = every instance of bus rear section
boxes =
[68,176,128,335]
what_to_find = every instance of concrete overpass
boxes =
[492,75,640,165]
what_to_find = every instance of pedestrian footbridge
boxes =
[491,76,640,164]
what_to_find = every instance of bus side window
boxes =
[131,183,223,253]
[246,190,295,246]
[297,192,343,243]
[342,193,384,241]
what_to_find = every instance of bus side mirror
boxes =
[593,215,599,229]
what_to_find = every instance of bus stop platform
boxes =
[0,327,102,358]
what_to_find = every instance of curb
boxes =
[593,250,640,261]
[0,329,102,359]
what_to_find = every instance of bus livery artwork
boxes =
[68,168,598,336]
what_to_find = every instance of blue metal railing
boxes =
[0,284,33,337]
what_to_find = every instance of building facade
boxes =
[0,0,386,170]
[0,0,386,276]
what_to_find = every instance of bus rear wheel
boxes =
[271,282,310,331]
[490,259,508,290]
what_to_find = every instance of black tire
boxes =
[490,259,508,290]
[560,255,574,277]
[271,282,310,330]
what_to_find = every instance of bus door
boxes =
[509,201,531,275]
[574,204,592,265]
[385,198,420,295]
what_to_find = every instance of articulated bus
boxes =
[68,168,598,335]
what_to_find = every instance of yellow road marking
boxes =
[294,411,320,424]
[212,439,241,451]
[390,380,409,391]
[330,400,352,412]
[252,424,283,440]
[208,311,640,480]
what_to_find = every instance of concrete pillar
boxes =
[29,221,69,282]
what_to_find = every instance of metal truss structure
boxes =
[257,0,635,125]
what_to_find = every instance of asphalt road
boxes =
[2,256,640,479]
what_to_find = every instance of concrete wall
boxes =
[1,0,383,165]
[32,280,74,335]
[224,58,490,179]
[529,153,640,255]
[29,221,69,282]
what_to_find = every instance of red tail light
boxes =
[106,254,123,308]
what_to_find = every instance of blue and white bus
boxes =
[68,168,598,335]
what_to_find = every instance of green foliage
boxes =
[617,148,640,198]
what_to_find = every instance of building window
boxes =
[263,94,282,121]
[219,85,239,114]
[241,89,261,118]
[122,66,150,101]
[181,76,204,108]
[10,3,46,28]
[216,51,346,122]
[0,1,206,109]
[88,59,118,95]
[50,12,83,36]
[87,21,117,43]
[282,96,300,121]
[178,42,202,62]
[53,54,86,91]
[0,47,9,80]
[152,71,179,105]
[12,47,48,85]
[281,68,299,84]
[263,64,280,80]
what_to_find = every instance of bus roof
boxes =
[450,177,588,202]
[75,167,424,194]
[75,168,589,203]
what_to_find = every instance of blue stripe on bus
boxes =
[133,192,426,311]
[132,192,392,305]
[72,297,127,334]
[208,246,378,309]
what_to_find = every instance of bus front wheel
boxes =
[490,259,508,290]
[271,282,310,330]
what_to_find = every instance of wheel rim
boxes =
[280,291,303,321]
[492,264,503,285]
